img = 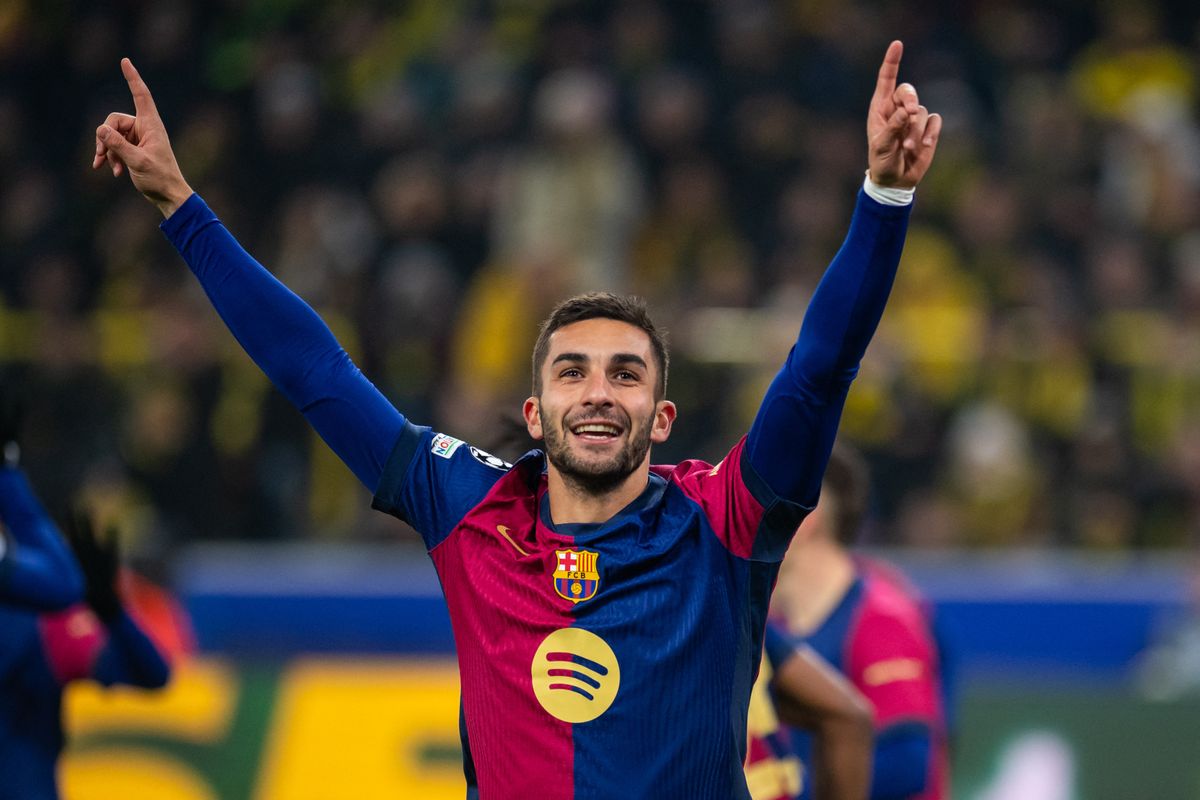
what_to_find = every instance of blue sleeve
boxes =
[870,721,931,799]
[746,191,910,511]
[0,468,84,611]
[371,423,516,550]
[160,194,405,491]
[90,609,171,689]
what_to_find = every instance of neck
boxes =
[544,462,650,525]
[773,538,857,636]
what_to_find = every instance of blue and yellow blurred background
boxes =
[4,0,1200,797]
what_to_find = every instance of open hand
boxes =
[866,41,941,189]
[92,58,193,218]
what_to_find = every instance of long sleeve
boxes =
[160,194,406,490]
[0,467,84,610]
[90,609,171,689]
[746,190,911,507]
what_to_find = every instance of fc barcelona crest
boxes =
[553,549,600,604]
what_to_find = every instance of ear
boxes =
[523,396,544,441]
[649,400,677,444]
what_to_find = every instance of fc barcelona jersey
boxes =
[161,186,912,798]
[791,567,949,800]
[372,424,809,799]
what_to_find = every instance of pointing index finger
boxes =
[121,57,161,121]
[873,40,904,105]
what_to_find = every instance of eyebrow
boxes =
[551,353,649,371]
[610,353,648,371]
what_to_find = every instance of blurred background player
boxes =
[0,388,83,611]
[0,390,172,800]
[772,442,949,800]
[746,622,873,800]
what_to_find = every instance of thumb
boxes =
[97,125,145,168]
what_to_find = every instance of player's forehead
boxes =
[544,318,655,367]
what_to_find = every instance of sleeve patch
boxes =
[863,657,924,687]
[431,433,465,459]
[470,446,512,471]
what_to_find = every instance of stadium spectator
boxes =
[91,37,938,797]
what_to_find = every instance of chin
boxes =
[565,466,636,496]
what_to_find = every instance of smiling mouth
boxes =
[570,422,623,441]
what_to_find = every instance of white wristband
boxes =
[863,172,915,206]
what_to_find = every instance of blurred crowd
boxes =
[3,0,1200,551]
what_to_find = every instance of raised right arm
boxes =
[94,58,403,490]
[161,197,404,489]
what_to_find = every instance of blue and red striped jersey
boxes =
[790,561,948,800]
[162,186,913,799]
[373,429,808,799]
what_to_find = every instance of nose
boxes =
[581,371,615,408]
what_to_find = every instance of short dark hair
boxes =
[823,441,871,546]
[532,292,669,399]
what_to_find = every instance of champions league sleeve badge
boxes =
[553,549,600,603]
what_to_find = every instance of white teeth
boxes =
[573,424,620,435]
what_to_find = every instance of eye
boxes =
[615,370,640,382]
[560,367,583,379]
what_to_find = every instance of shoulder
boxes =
[373,423,545,550]
[847,573,937,673]
[859,555,928,603]
[652,437,756,504]
[417,429,518,476]
[373,423,520,512]
[857,572,933,638]
[650,455,718,483]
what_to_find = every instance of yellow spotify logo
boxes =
[531,628,620,723]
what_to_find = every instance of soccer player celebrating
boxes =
[93,41,939,799]
[772,443,950,800]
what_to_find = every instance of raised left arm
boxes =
[745,42,940,518]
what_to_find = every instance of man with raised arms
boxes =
[93,41,939,799]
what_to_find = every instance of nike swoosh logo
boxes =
[496,525,531,557]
